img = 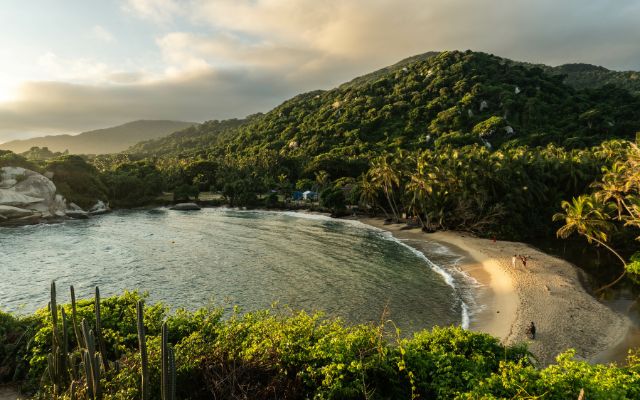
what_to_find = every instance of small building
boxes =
[303,190,318,201]
[292,191,304,201]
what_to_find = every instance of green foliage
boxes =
[125,119,248,158]
[0,311,36,383]
[462,350,640,399]
[222,178,259,208]
[45,155,108,209]
[0,150,38,170]
[172,184,198,202]
[546,63,640,96]
[21,146,67,161]
[109,50,640,241]
[1,291,639,399]
[101,161,164,207]
[264,192,280,208]
[320,187,347,216]
[555,142,640,288]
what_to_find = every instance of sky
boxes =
[1,0,639,143]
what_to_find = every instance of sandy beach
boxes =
[359,218,632,366]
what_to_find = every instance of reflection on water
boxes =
[0,209,470,333]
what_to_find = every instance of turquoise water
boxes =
[0,209,471,333]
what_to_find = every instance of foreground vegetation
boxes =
[0,288,638,399]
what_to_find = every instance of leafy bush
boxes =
[2,291,639,399]
[46,155,108,209]
[101,161,164,207]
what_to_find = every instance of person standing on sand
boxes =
[512,255,517,268]
[526,321,536,339]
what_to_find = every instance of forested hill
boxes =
[127,51,640,163]
[544,63,640,95]
[0,120,196,155]
[125,118,248,157]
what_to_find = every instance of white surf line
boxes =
[276,211,472,329]
[377,232,471,329]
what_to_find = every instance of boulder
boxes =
[14,172,57,203]
[68,202,83,211]
[66,210,89,219]
[170,203,201,211]
[0,167,65,217]
[0,188,44,207]
[0,205,36,219]
[89,200,111,215]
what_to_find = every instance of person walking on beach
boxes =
[512,255,517,268]
[526,321,536,339]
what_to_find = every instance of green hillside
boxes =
[129,51,640,164]
[226,51,639,158]
[93,51,640,243]
[125,118,248,157]
[0,120,196,155]
[547,63,640,95]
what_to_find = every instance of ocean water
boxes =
[0,208,472,333]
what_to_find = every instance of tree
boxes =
[553,195,627,291]
[320,187,346,216]
[358,175,379,216]
[369,156,401,222]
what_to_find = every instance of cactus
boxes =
[68,353,79,381]
[47,280,68,391]
[60,307,69,382]
[82,350,94,400]
[50,281,59,346]
[161,322,168,400]
[168,347,176,400]
[94,286,109,371]
[70,285,83,349]
[81,318,102,400]
[70,381,78,400]
[160,321,175,400]
[136,300,149,400]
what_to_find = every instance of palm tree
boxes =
[358,175,380,216]
[406,158,437,229]
[594,163,634,220]
[315,170,330,197]
[369,157,401,222]
[553,195,626,292]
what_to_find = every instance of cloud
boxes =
[122,0,182,24]
[2,0,640,142]
[92,25,116,43]
[0,68,293,141]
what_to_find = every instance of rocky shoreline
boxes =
[0,166,109,227]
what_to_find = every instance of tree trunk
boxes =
[590,236,628,293]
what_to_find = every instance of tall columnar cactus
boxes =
[161,322,175,400]
[81,318,102,400]
[168,347,176,400]
[50,281,59,346]
[48,280,67,391]
[70,381,78,400]
[161,322,168,400]
[60,307,69,379]
[136,300,149,400]
[94,286,109,371]
[70,285,83,349]
[82,350,94,400]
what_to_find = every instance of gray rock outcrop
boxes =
[0,166,106,225]
[170,202,201,211]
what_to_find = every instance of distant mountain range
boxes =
[0,120,197,155]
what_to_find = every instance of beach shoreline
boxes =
[357,217,632,366]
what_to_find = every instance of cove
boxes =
[0,208,472,333]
